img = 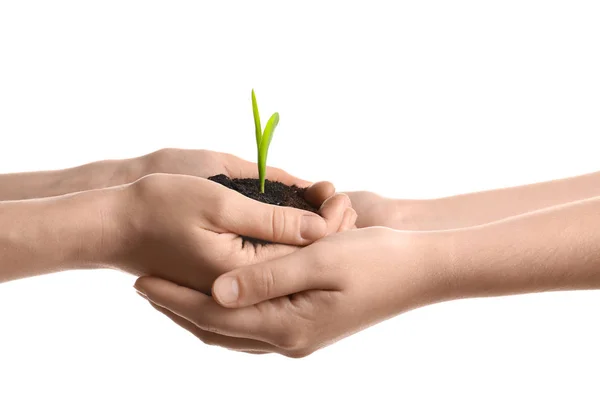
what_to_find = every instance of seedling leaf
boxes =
[258,112,279,193]
[251,89,262,147]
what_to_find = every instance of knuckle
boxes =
[285,349,314,359]
[253,267,276,300]
[336,193,351,206]
[155,147,176,159]
[207,190,232,225]
[275,329,309,351]
[269,207,286,242]
[146,148,175,171]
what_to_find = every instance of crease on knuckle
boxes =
[270,207,286,243]
[257,267,276,300]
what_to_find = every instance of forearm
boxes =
[418,170,600,230]
[438,195,600,301]
[0,157,145,201]
[0,189,123,283]
[360,170,600,231]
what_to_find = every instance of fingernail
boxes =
[300,214,327,241]
[214,277,239,305]
[136,290,148,300]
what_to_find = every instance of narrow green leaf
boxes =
[251,89,262,148]
[258,112,280,193]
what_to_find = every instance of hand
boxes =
[344,191,398,228]
[134,227,447,357]
[140,148,312,186]
[0,148,314,201]
[109,173,356,294]
[345,191,431,230]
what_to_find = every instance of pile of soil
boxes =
[207,174,317,245]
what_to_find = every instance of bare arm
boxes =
[443,194,600,298]
[0,159,141,201]
[0,189,117,282]
[346,169,600,230]
[0,148,312,201]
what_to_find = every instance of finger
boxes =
[221,153,311,187]
[148,302,276,353]
[135,276,273,342]
[212,246,341,308]
[303,181,335,208]
[217,190,328,245]
[338,208,358,232]
[319,193,352,234]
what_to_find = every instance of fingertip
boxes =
[300,213,328,242]
[133,275,156,293]
[319,193,351,214]
[212,275,240,307]
[319,193,352,234]
[304,181,335,207]
[339,208,358,232]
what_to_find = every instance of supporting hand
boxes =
[0,173,355,290]
[0,148,312,200]
[135,193,600,357]
[134,227,442,357]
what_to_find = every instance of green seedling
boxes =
[251,88,279,193]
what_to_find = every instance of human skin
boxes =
[345,169,600,230]
[0,148,313,201]
[0,171,355,292]
[135,195,600,357]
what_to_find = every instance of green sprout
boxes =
[251,88,279,193]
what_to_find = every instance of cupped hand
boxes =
[343,191,396,228]
[111,173,356,294]
[134,227,447,357]
[141,148,312,187]
[345,191,430,230]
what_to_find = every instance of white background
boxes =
[1,1,599,399]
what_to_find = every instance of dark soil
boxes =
[208,174,317,245]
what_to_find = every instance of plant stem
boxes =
[259,149,265,193]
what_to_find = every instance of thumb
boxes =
[218,190,328,245]
[211,247,340,308]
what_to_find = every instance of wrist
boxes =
[426,227,489,303]
[385,199,436,231]
[0,188,125,282]
[46,157,142,197]
[386,228,458,311]
[50,188,127,270]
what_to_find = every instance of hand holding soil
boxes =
[136,169,600,357]
[0,151,355,296]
